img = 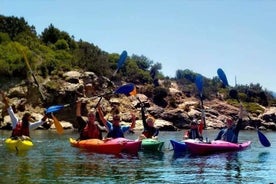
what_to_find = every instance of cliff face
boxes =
[1,70,276,131]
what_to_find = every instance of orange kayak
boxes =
[69,138,126,154]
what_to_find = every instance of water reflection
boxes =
[258,151,270,163]
[0,130,275,183]
[140,150,164,160]
[224,152,242,182]
[172,151,187,159]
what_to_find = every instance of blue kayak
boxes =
[170,140,187,152]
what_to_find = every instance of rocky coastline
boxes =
[1,70,276,133]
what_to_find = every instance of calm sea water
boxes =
[0,129,275,184]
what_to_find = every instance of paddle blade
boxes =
[113,50,127,76]
[217,68,229,86]
[114,83,135,96]
[117,50,127,69]
[195,74,203,95]
[52,114,64,134]
[258,130,271,147]
[45,105,65,114]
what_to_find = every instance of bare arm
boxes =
[76,99,81,117]
[1,92,18,128]
[130,113,136,130]
[95,121,107,132]
[1,91,9,109]
[97,105,110,131]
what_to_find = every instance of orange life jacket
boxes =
[81,124,101,139]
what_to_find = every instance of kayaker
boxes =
[139,103,159,140]
[97,105,136,138]
[1,91,48,140]
[214,105,244,143]
[76,99,107,140]
[184,119,203,141]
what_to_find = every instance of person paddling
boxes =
[214,105,245,143]
[76,99,107,140]
[139,102,159,140]
[1,91,48,140]
[97,105,136,139]
[184,119,203,141]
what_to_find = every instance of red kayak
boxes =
[69,138,126,154]
[106,138,142,154]
[184,140,251,155]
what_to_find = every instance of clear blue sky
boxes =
[2,0,276,92]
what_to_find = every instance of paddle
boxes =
[95,51,128,106]
[45,83,135,114]
[217,68,229,87]
[195,74,206,130]
[229,89,271,147]
[20,48,46,101]
[112,50,128,77]
[51,113,64,134]
[217,68,271,147]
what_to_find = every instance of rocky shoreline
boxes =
[1,71,276,132]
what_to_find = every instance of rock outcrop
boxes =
[1,70,275,132]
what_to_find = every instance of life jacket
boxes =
[107,125,124,138]
[81,124,102,139]
[142,126,158,138]
[188,129,201,139]
[142,131,153,138]
[11,122,30,137]
[221,128,237,143]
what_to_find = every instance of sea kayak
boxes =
[170,140,188,152]
[184,139,251,155]
[69,138,126,154]
[106,138,142,154]
[141,138,164,151]
[5,138,33,152]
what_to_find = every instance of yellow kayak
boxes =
[5,138,33,151]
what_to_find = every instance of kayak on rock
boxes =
[69,138,126,154]
[184,139,251,155]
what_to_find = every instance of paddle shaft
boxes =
[21,49,46,101]
[195,75,206,130]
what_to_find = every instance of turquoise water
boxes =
[0,129,275,184]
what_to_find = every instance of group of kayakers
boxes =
[75,97,159,141]
[1,91,159,142]
[1,89,246,145]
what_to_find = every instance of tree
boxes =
[0,15,36,40]
[73,41,110,76]
[131,54,152,71]
[41,24,60,45]
[0,32,10,43]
